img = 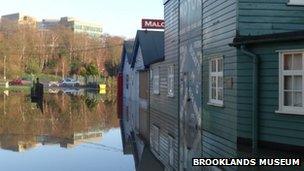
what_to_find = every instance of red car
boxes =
[9,79,23,86]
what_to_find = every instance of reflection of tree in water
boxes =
[84,91,101,111]
[0,92,119,152]
[85,98,99,111]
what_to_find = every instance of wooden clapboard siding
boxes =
[238,0,304,35]
[236,0,304,148]
[149,0,179,170]
[129,46,145,133]
[202,0,238,158]
[237,40,304,147]
[149,63,179,169]
[201,0,304,162]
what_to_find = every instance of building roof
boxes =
[131,30,164,68]
[231,30,304,47]
[119,40,135,72]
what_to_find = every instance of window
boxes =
[209,57,224,106]
[126,75,129,89]
[151,125,160,153]
[153,67,160,94]
[288,0,304,5]
[277,52,304,115]
[168,135,175,167]
[167,65,174,97]
[150,68,153,80]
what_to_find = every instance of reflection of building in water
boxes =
[120,120,132,155]
[60,131,103,148]
[0,135,39,152]
[0,92,118,153]
[37,130,103,149]
[120,106,164,171]
[0,130,102,152]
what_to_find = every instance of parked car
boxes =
[9,79,23,86]
[59,78,80,87]
[48,81,60,87]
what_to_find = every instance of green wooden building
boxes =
[202,0,304,169]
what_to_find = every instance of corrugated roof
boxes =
[131,30,164,68]
[119,40,135,72]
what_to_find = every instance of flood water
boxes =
[0,89,135,171]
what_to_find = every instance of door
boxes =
[139,71,149,141]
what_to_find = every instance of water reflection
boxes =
[119,105,164,171]
[0,89,135,171]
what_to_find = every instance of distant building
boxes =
[1,13,102,37]
[1,13,37,28]
[37,17,103,38]
[59,17,103,37]
[37,19,60,30]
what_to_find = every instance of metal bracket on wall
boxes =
[224,77,234,89]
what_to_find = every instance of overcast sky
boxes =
[1,0,164,39]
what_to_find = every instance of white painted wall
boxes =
[131,46,145,132]
[123,54,131,105]
[122,54,133,135]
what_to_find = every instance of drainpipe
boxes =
[239,45,259,154]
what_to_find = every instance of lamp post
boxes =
[3,55,9,88]
[3,55,6,80]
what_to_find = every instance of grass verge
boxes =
[0,85,31,93]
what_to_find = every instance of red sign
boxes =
[142,19,165,29]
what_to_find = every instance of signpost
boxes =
[142,19,165,29]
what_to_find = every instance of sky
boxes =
[1,0,164,38]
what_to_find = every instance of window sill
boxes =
[152,92,160,95]
[167,94,174,98]
[207,102,224,108]
[275,110,304,115]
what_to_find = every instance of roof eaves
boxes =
[231,30,304,47]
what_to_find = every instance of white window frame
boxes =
[150,68,153,80]
[276,51,304,115]
[167,65,174,97]
[153,67,160,95]
[208,57,224,106]
[288,0,304,5]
